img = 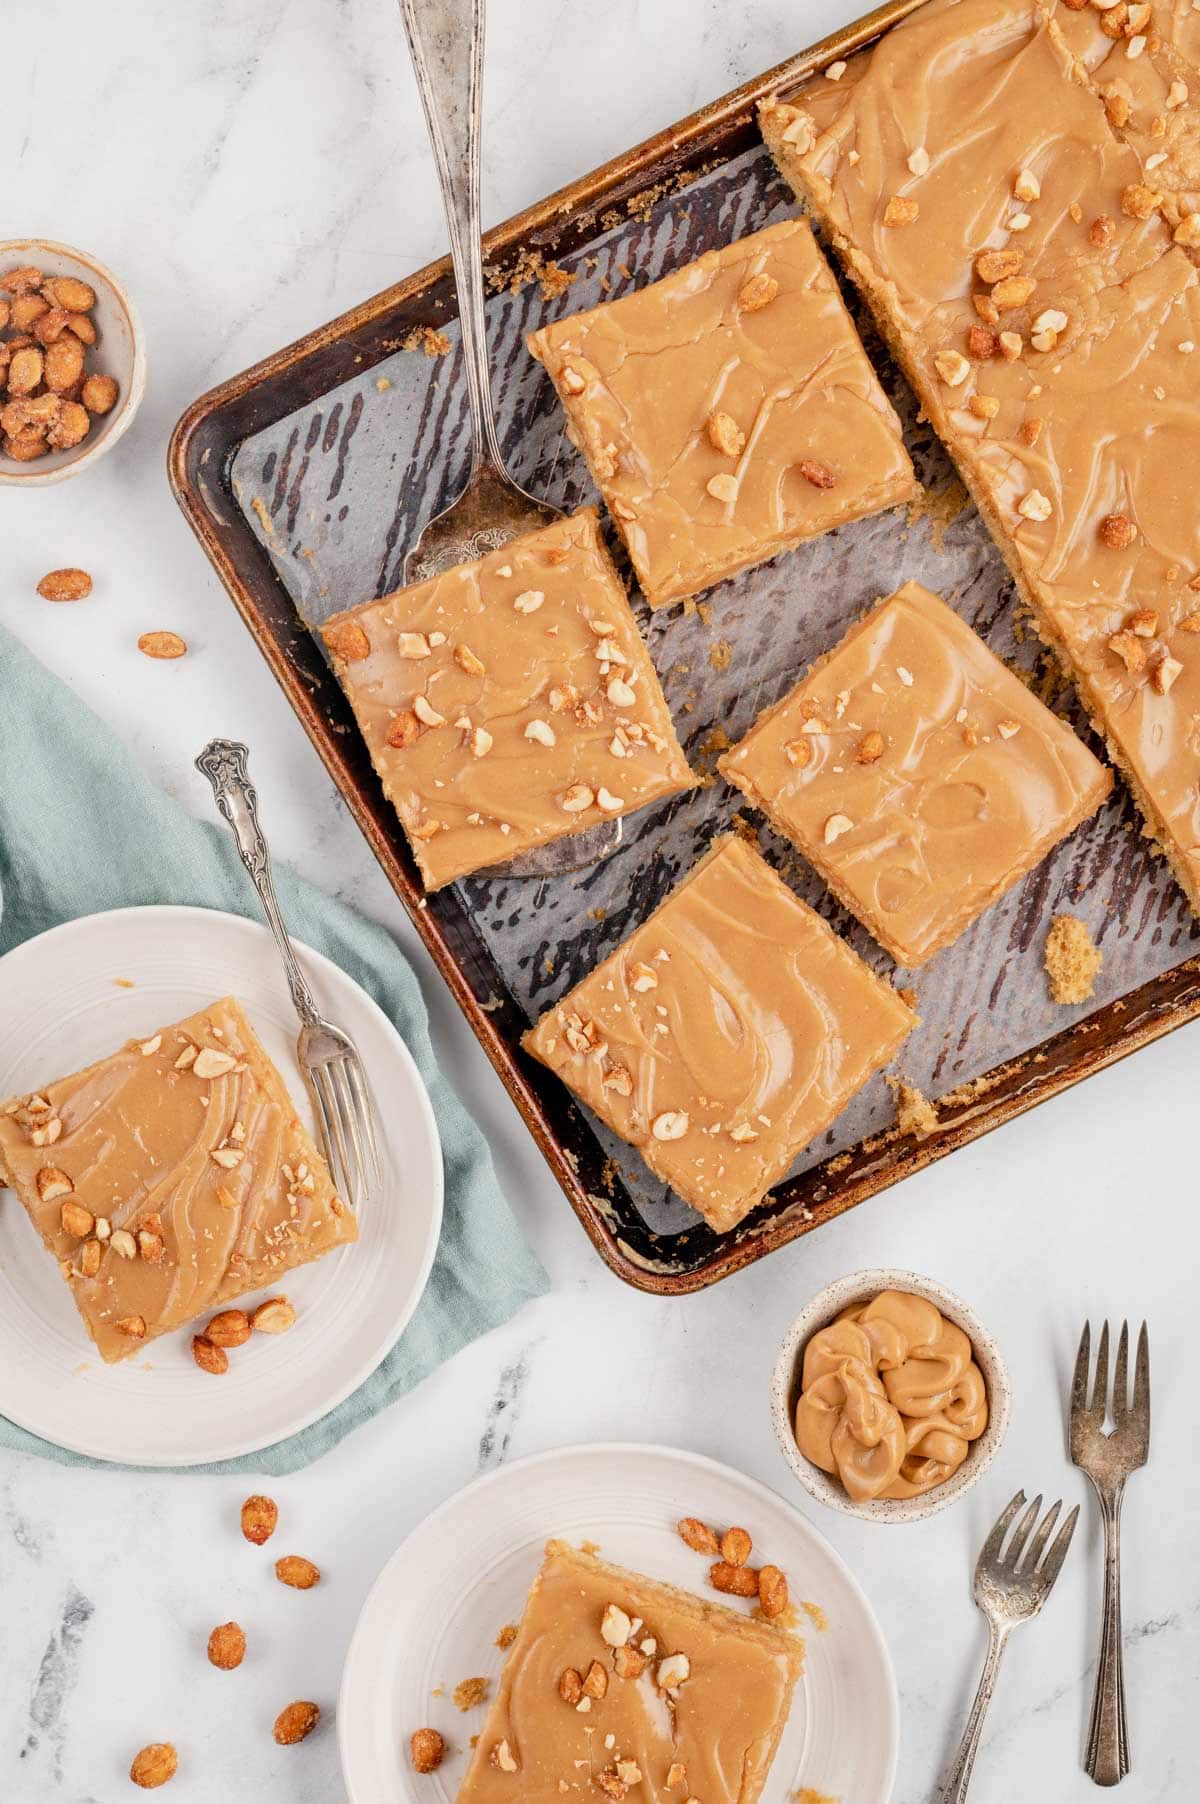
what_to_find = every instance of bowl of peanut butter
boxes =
[770,1270,1011,1522]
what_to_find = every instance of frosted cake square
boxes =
[321,509,693,889]
[523,834,916,1231]
[527,218,916,608]
[0,996,354,1363]
[454,1539,804,1804]
[720,581,1112,967]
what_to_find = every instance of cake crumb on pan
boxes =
[1044,914,1102,1005]
[887,1077,940,1140]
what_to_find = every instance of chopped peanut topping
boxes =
[650,1111,689,1142]
[1108,630,1148,673]
[934,349,970,386]
[1017,489,1052,522]
[1152,655,1183,695]
[992,275,1037,311]
[1121,183,1162,220]
[974,247,1023,284]
[883,195,920,226]
[738,272,780,311]
[706,410,745,457]
[706,472,739,503]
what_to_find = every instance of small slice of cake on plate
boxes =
[720,581,1113,968]
[321,508,694,890]
[523,833,916,1230]
[0,995,355,1363]
[455,1538,804,1804]
[527,217,916,608]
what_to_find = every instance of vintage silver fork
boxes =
[196,738,382,1211]
[941,1489,1079,1803]
[1071,1319,1151,1788]
[396,0,621,877]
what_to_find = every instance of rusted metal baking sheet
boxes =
[169,0,1200,1293]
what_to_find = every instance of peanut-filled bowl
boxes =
[0,238,145,486]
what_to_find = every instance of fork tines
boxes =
[980,1488,1079,1587]
[1072,1319,1151,1439]
[306,1051,381,1213]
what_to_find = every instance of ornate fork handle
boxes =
[941,1622,1010,1803]
[399,0,503,472]
[195,739,321,1027]
[1087,1485,1129,1786]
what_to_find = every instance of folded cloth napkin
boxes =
[0,624,547,1474]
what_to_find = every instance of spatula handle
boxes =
[399,0,503,470]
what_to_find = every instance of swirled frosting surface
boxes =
[523,834,916,1231]
[456,1540,803,1804]
[720,581,1112,966]
[527,218,915,607]
[794,1288,989,1501]
[322,510,693,890]
[762,0,1200,911]
[0,997,354,1363]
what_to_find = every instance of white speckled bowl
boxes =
[770,1267,1011,1523]
[0,238,145,486]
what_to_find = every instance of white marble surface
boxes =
[2,2,1197,1799]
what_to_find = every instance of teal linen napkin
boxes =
[0,624,547,1474]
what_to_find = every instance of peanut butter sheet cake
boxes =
[321,509,693,890]
[523,834,916,1231]
[455,1540,804,1804]
[0,997,354,1364]
[527,217,916,608]
[720,581,1113,967]
[761,0,1200,915]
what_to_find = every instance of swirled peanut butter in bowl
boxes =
[770,1268,1011,1523]
[795,1290,988,1503]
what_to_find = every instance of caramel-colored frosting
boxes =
[527,218,915,608]
[761,0,1200,913]
[455,1540,803,1804]
[1054,1,1200,233]
[794,1289,989,1502]
[321,509,693,890]
[0,997,354,1363]
[523,834,916,1232]
[720,580,1112,967]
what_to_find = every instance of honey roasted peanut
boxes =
[0,264,120,463]
[241,1493,279,1545]
[274,1700,320,1746]
[207,1621,246,1670]
[410,1727,446,1773]
[130,1743,178,1789]
[275,1553,320,1590]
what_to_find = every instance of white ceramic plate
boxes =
[0,906,442,1465]
[339,1442,898,1804]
